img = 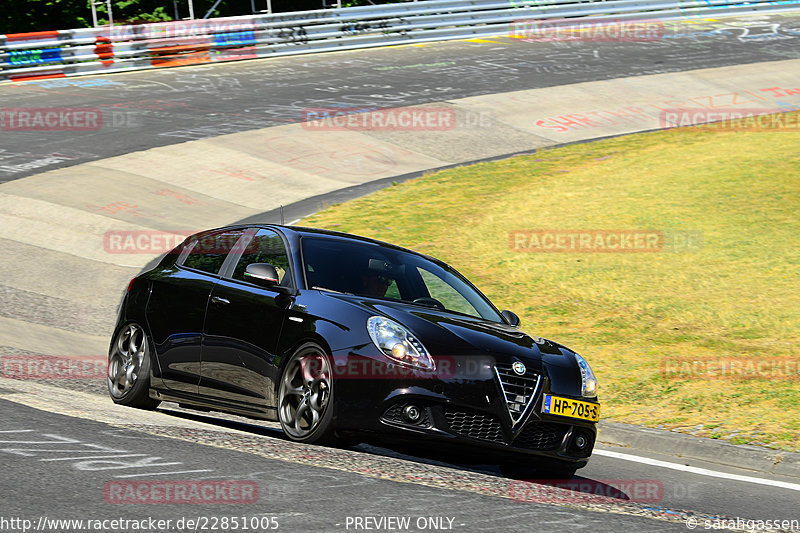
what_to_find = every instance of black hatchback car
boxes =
[108,224,600,477]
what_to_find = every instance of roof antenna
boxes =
[280,205,285,225]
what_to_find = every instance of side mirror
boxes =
[501,310,520,327]
[244,263,280,287]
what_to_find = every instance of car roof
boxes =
[214,223,446,266]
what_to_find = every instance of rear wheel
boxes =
[277,343,337,445]
[107,323,160,409]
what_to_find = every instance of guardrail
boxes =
[2,0,799,81]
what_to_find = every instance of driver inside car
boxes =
[360,270,393,297]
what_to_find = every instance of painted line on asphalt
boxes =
[595,449,800,492]
[115,469,214,478]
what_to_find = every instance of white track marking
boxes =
[114,469,213,478]
[594,449,800,492]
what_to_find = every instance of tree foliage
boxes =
[2,0,410,34]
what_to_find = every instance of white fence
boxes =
[2,0,799,81]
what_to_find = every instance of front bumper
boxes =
[330,348,598,465]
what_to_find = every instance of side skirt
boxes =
[150,387,279,422]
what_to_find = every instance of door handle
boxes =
[211,296,230,306]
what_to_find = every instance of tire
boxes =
[500,459,579,480]
[277,342,337,445]
[107,322,161,409]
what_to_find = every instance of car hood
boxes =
[321,293,576,369]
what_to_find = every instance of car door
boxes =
[145,228,245,395]
[199,228,294,409]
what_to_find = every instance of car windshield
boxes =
[301,236,503,322]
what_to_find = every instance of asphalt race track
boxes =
[1,14,800,181]
[1,11,800,533]
[3,381,800,532]
[0,401,710,533]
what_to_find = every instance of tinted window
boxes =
[232,229,291,285]
[182,230,245,275]
[301,237,502,322]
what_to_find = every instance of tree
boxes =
[1,0,411,34]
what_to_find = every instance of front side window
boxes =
[181,229,245,275]
[232,229,291,285]
[416,267,480,317]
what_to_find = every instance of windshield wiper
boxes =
[312,286,351,295]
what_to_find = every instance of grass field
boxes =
[301,114,800,451]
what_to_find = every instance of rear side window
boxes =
[181,230,245,275]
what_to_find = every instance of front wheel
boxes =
[277,343,337,445]
[107,322,160,409]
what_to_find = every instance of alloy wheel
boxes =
[278,349,332,440]
[108,323,147,399]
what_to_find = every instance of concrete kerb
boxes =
[232,128,667,226]
[598,421,800,479]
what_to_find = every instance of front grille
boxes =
[513,422,568,450]
[494,363,542,424]
[444,407,504,443]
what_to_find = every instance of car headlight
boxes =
[367,316,434,371]
[574,353,597,398]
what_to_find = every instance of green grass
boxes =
[302,114,800,451]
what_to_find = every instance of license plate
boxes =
[542,394,600,422]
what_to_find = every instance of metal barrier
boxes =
[2,0,799,81]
